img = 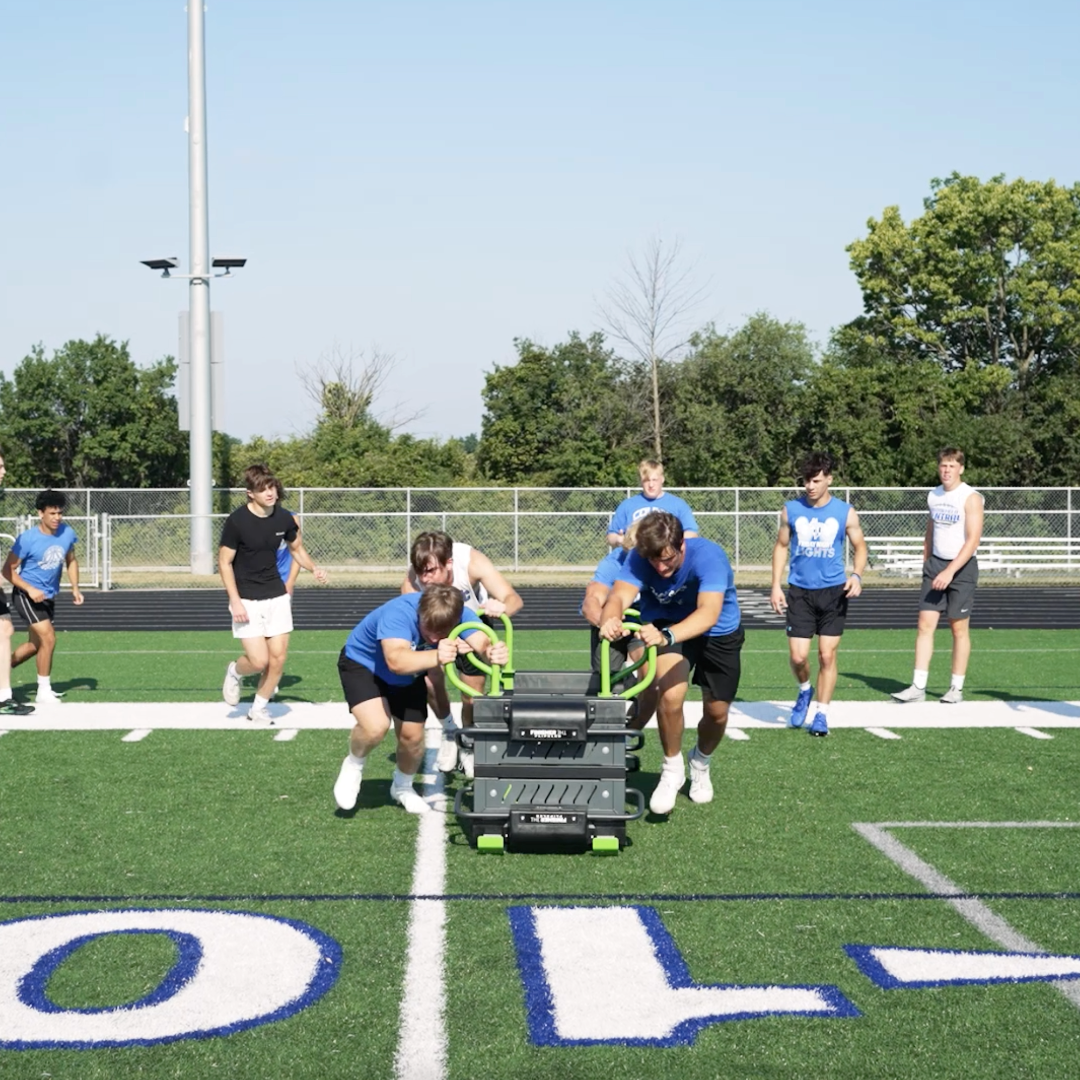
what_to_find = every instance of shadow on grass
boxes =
[839,671,910,695]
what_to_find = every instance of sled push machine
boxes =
[447,611,656,854]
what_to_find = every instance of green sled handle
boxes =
[599,618,657,700]
[462,609,514,682]
[444,621,503,698]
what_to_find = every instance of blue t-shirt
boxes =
[343,592,480,686]
[276,508,297,583]
[608,492,698,537]
[616,537,740,636]
[785,497,851,589]
[580,548,630,618]
[11,523,78,599]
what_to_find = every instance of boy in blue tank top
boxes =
[599,511,743,815]
[769,452,867,736]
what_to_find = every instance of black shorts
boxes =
[659,623,745,703]
[12,588,54,626]
[337,650,427,724]
[589,625,632,676]
[785,583,849,639]
[0,592,9,618]
[919,555,978,621]
[454,649,489,680]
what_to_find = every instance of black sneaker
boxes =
[0,700,35,716]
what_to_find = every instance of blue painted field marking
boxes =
[846,945,1080,989]
[509,904,859,1046]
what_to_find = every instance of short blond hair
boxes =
[621,520,642,551]
[638,458,664,479]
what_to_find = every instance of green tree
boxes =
[848,173,1080,382]
[0,336,187,487]
[477,333,638,485]
[662,313,815,486]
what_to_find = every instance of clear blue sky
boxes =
[2,0,1077,443]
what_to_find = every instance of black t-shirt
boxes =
[220,504,298,600]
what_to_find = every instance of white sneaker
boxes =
[222,662,242,706]
[891,685,926,704]
[246,704,274,725]
[35,688,63,706]
[688,752,713,804]
[390,784,431,814]
[940,687,964,704]
[650,766,686,815]
[333,756,363,810]
[460,749,475,780]
[436,724,460,773]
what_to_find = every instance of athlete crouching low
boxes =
[332,584,509,814]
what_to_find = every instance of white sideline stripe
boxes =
[394,728,448,1080]
[866,727,902,740]
[725,728,750,741]
[273,728,299,742]
[1015,726,1054,740]
[1,699,1079,731]
[853,822,1080,1012]
[0,730,8,738]
[121,728,152,742]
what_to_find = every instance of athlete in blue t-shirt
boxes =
[2,489,83,706]
[599,511,743,815]
[607,459,698,547]
[332,585,507,815]
[769,451,867,736]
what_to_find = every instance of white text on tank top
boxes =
[451,542,488,609]
[928,482,979,560]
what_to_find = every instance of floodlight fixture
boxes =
[211,256,247,270]
[141,257,180,278]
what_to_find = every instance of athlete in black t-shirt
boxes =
[219,464,328,722]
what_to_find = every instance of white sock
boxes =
[440,713,458,731]
[0,688,11,702]
[346,752,366,770]
[950,674,965,691]
[814,704,828,720]
[662,753,685,773]
[912,669,929,690]
[691,746,711,768]
[37,676,51,691]
[392,769,415,789]
[252,694,269,710]
[798,680,812,692]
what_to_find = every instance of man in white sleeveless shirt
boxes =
[402,531,523,775]
[892,448,984,704]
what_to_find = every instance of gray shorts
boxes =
[919,555,978,621]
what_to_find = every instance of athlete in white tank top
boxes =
[892,451,984,706]
[928,481,980,560]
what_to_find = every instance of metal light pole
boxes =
[187,0,213,576]
[143,8,244,577]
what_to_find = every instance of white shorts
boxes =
[232,594,294,639]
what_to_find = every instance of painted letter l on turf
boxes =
[510,905,859,1046]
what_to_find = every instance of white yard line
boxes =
[1014,726,1054,740]
[393,730,449,1080]
[1,699,1078,731]
[865,727,902,740]
[120,728,152,742]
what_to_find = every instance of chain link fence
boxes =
[2,487,1078,587]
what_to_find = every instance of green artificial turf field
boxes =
[0,628,1078,1079]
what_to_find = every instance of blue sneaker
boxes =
[808,712,829,737]
[789,686,813,728]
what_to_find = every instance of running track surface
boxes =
[36,586,1080,632]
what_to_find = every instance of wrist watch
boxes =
[661,627,676,647]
